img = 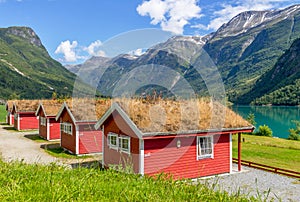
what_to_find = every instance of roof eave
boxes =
[142,126,255,138]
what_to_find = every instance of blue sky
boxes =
[0,0,300,64]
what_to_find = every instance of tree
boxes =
[9,92,20,100]
[288,120,300,141]
[255,124,273,137]
[246,112,256,125]
[52,92,57,100]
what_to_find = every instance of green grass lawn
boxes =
[0,105,6,123]
[232,134,300,172]
[44,146,89,159]
[0,160,251,201]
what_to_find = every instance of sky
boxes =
[0,0,300,64]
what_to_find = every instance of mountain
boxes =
[203,4,300,103]
[69,35,206,97]
[68,5,300,105]
[249,38,300,105]
[0,26,81,99]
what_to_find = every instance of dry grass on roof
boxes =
[114,98,251,133]
[14,100,41,112]
[40,99,71,116]
[42,103,63,116]
[68,98,111,121]
[6,100,16,111]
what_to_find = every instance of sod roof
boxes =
[114,98,252,133]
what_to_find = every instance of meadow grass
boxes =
[232,134,300,171]
[0,160,252,201]
[44,146,90,159]
[0,105,6,123]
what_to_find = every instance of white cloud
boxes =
[54,40,79,62]
[137,0,202,35]
[128,48,145,56]
[84,40,106,57]
[194,0,298,31]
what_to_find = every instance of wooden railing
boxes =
[232,158,300,179]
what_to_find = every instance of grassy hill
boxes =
[0,26,81,99]
[249,38,300,105]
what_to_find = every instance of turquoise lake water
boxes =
[231,105,300,139]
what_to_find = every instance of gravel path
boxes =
[198,165,300,201]
[0,124,65,165]
[0,124,98,167]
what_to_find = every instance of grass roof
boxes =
[39,99,67,116]
[13,100,41,112]
[5,100,16,111]
[114,98,252,133]
[68,98,111,122]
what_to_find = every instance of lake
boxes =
[231,105,300,139]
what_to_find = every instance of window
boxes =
[197,136,213,159]
[61,122,72,135]
[40,117,46,126]
[108,132,118,149]
[119,136,130,153]
[107,133,130,154]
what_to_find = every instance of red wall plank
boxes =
[103,111,140,173]
[144,134,230,179]
[60,109,76,154]
[49,118,60,140]
[78,124,102,154]
[19,113,39,130]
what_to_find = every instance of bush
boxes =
[288,120,300,141]
[255,124,273,137]
[288,129,300,140]
[246,112,256,126]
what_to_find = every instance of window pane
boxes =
[197,136,213,159]
[122,139,129,149]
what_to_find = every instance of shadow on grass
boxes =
[70,160,103,169]
[41,143,87,159]
[24,134,47,142]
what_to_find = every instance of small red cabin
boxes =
[12,100,40,131]
[5,100,15,125]
[95,99,254,179]
[56,99,111,155]
[36,101,63,141]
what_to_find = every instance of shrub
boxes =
[246,112,256,126]
[288,129,300,140]
[255,124,273,137]
[288,120,300,141]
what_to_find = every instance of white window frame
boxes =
[108,132,118,150]
[61,122,72,135]
[197,136,214,160]
[40,117,46,126]
[119,136,130,154]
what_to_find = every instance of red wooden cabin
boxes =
[12,100,40,130]
[5,100,15,125]
[36,101,63,141]
[56,99,111,155]
[95,99,254,179]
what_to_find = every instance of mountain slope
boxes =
[203,4,300,103]
[249,38,300,105]
[69,36,206,97]
[0,26,78,99]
